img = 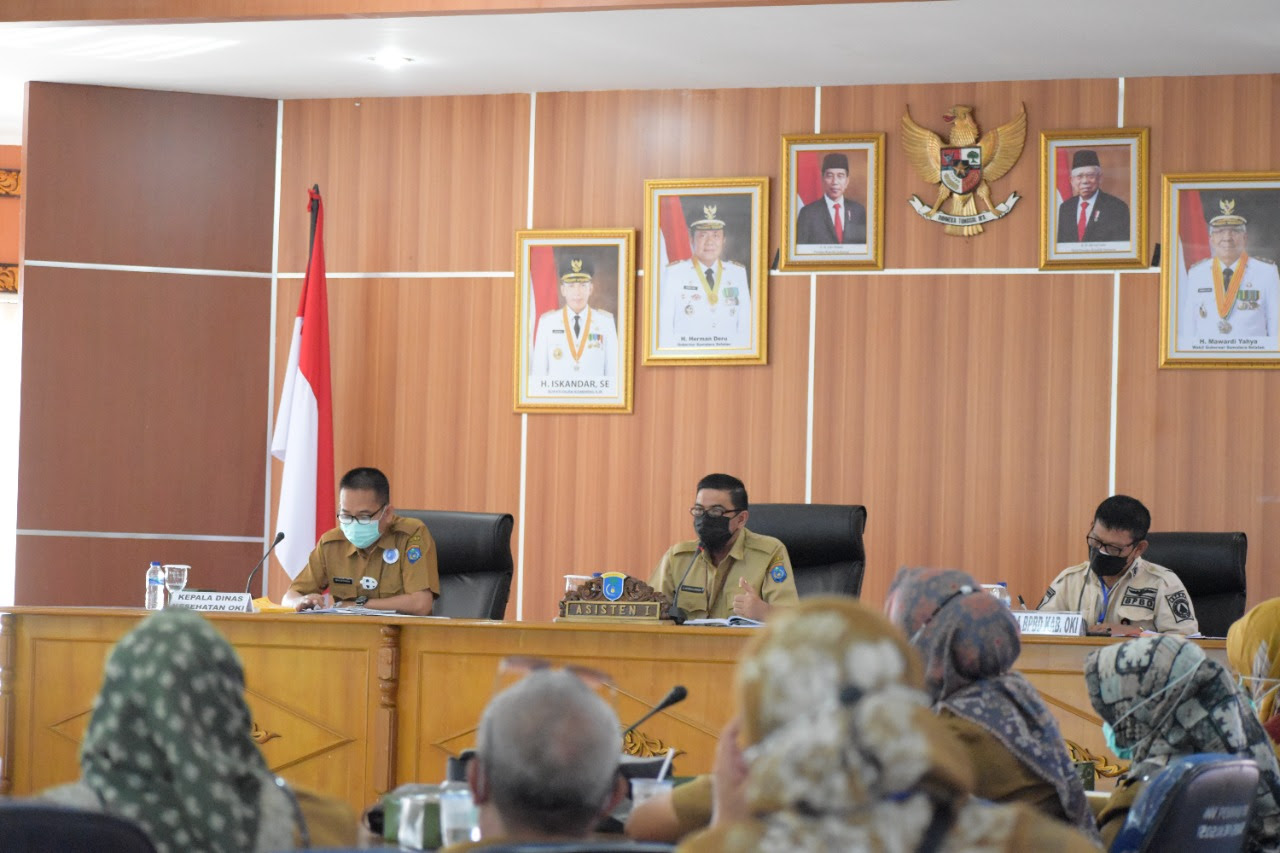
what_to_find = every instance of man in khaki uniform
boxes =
[1037,495,1197,636]
[649,473,798,622]
[283,467,439,616]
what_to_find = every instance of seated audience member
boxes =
[282,466,439,615]
[887,567,1098,838]
[39,608,356,852]
[625,775,712,843]
[1038,494,1198,636]
[676,597,1098,852]
[1228,598,1280,753]
[452,669,627,849]
[1086,635,1280,849]
[649,473,798,622]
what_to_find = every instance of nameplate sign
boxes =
[562,600,663,622]
[1013,611,1085,636]
[169,591,254,613]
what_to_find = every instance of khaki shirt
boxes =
[648,527,798,620]
[288,516,440,603]
[1037,557,1198,635]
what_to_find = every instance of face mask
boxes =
[1089,547,1129,579]
[694,514,733,551]
[1237,674,1280,714]
[1102,721,1132,760]
[341,519,382,549]
[1101,662,1201,761]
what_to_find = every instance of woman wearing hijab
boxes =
[1086,635,1280,850]
[886,567,1097,838]
[677,596,1098,852]
[1227,598,1280,753]
[40,607,355,852]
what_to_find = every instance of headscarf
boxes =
[887,567,1096,838]
[80,608,280,853]
[690,597,1033,851]
[1227,598,1280,748]
[1086,635,1280,852]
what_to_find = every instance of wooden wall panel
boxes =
[23,84,275,271]
[264,276,522,600]
[17,267,270,534]
[14,537,264,606]
[520,273,809,622]
[279,96,531,274]
[811,273,1114,610]
[821,79,1121,271]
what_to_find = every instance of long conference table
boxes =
[0,607,1228,816]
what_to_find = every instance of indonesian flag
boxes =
[1178,189,1210,273]
[795,151,824,210]
[528,245,558,353]
[1055,148,1074,208]
[658,195,692,266]
[270,186,335,579]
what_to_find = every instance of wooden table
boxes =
[0,607,1227,813]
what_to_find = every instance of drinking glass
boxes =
[163,564,189,605]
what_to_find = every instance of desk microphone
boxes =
[667,545,703,625]
[245,531,286,595]
[622,685,689,736]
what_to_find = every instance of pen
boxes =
[1017,595,1028,609]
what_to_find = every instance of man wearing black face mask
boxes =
[1037,495,1198,636]
[648,473,798,622]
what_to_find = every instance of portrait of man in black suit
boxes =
[795,152,867,246]
[1056,149,1131,244]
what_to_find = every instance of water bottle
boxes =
[145,561,165,610]
[993,582,1012,608]
[439,783,478,845]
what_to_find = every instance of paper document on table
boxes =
[683,616,764,627]
[300,607,448,618]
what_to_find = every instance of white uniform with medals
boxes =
[1179,255,1280,350]
[660,259,752,350]
[530,307,618,377]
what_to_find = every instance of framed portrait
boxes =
[779,133,884,271]
[1039,128,1148,270]
[1159,172,1280,369]
[514,229,635,411]
[642,177,769,365]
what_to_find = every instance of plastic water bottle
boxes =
[993,582,1012,608]
[145,561,165,610]
[439,784,478,845]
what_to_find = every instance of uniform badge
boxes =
[552,347,563,360]
[1121,587,1156,610]
[770,564,787,583]
[407,546,422,563]
[684,304,695,315]
[1166,590,1193,623]
[601,571,627,602]
[1199,304,1207,318]
[1038,586,1056,607]
[360,576,379,591]
[383,548,399,563]
[332,576,354,585]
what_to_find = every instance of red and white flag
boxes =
[271,186,335,580]
[658,195,692,266]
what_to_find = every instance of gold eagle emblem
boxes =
[901,103,1027,236]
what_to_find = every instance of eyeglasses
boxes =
[337,503,387,526]
[1086,533,1137,558]
[689,506,743,519]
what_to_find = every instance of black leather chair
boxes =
[1143,531,1247,638]
[397,510,514,620]
[0,802,158,853]
[744,503,867,598]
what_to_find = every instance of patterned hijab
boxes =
[1227,597,1280,748]
[887,567,1096,838]
[1086,636,1280,852]
[80,608,278,853]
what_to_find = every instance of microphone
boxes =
[667,545,703,625]
[622,685,689,736]
[245,531,286,595]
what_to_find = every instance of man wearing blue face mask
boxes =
[648,473,797,622]
[283,467,439,615]
[1037,495,1197,636]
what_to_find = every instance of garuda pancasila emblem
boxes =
[901,103,1027,236]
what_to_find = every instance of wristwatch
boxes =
[354,595,369,606]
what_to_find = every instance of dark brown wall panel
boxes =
[279,96,531,274]
[23,83,276,271]
[17,267,270,536]
[811,273,1114,609]
[520,273,809,622]
[15,536,266,607]
[821,79,1120,271]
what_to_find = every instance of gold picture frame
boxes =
[1159,172,1280,369]
[779,133,884,271]
[514,229,636,411]
[642,177,769,365]
[1039,128,1148,270]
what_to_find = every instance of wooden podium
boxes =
[0,607,1228,814]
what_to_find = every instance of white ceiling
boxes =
[1,0,1279,145]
